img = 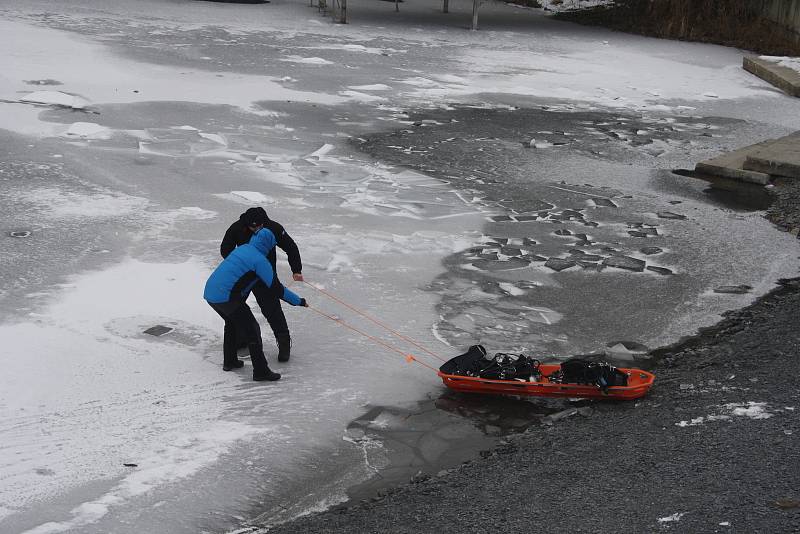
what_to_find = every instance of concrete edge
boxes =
[743,154,800,179]
[695,162,771,185]
[743,56,800,98]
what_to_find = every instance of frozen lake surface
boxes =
[1,1,799,532]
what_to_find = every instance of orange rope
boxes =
[303,280,447,362]
[308,304,440,373]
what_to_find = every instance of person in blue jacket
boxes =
[204,228,308,381]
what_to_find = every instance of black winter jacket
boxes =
[220,215,302,275]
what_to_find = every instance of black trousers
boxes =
[252,279,289,338]
[233,280,289,348]
[208,300,270,376]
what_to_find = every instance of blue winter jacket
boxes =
[204,228,303,306]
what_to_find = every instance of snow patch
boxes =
[760,55,800,74]
[339,90,387,102]
[658,512,686,523]
[725,401,774,420]
[175,206,217,220]
[348,84,392,91]
[676,401,777,427]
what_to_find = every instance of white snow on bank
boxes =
[675,401,779,427]
[725,401,775,419]
[658,512,686,523]
[760,55,800,74]
[538,0,615,12]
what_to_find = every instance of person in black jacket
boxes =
[221,207,303,362]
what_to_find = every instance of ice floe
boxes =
[19,90,89,109]
[64,122,111,139]
[229,191,274,203]
[279,56,334,65]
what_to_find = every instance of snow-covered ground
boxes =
[761,55,800,74]
[1,0,799,532]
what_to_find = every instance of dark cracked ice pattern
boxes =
[356,105,766,360]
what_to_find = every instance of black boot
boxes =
[250,342,281,382]
[222,359,244,371]
[253,369,281,381]
[276,333,291,363]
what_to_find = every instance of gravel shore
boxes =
[265,181,800,533]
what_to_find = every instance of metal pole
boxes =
[443,0,449,13]
[471,0,479,30]
[395,0,399,12]
[340,0,347,23]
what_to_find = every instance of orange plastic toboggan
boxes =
[438,364,655,400]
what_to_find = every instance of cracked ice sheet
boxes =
[0,19,347,137]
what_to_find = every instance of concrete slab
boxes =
[743,56,800,98]
[695,140,774,185]
[743,132,800,179]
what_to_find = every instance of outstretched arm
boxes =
[254,257,306,306]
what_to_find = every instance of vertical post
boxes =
[471,0,479,30]
[443,0,449,13]
[395,0,399,12]
[340,0,347,23]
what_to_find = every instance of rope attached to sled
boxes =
[306,304,440,372]
[303,280,447,363]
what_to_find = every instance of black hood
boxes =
[239,207,269,227]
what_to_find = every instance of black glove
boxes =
[299,298,308,307]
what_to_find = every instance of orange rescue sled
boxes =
[438,364,655,400]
